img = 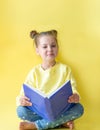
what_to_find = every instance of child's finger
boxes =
[23,96,30,101]
[25,101,32,106]
[21,100,32,106]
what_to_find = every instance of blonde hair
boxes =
[30,30,58,47]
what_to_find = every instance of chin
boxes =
[47,58,55,62]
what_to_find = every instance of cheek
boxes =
[41,51,46,56]
[55,48,58,54]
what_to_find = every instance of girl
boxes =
[16,30,84,130]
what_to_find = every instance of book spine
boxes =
[45,98,55,121]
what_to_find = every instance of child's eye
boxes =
[43,46,47,48]
[51,45,56,47]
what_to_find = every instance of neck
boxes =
[41,60,56,70]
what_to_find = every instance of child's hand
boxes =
[19,96,32,106]
[68,93,80,103]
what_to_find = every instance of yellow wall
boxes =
[0,0,100,129]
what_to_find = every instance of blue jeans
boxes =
[16,103,84,130]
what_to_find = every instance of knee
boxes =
[16,106,27,119]
[77,103,84,117]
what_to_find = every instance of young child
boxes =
[16,30,84,130]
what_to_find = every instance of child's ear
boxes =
[36,48,40,55]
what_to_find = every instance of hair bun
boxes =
[30,30,38,39]
[51,30,57,37]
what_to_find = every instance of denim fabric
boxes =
[17,103,84,130]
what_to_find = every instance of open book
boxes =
[23,80,73,121]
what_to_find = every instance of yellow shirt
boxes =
[16,62,79,106]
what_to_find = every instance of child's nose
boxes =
[48,46,52,51]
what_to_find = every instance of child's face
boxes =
[36,35,58,62]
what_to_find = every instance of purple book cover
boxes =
[23,80,72,121]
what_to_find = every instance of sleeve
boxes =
[16,86,24,106]
[70,72,79,95]
[65,66,80,95]
[16,68,35,106]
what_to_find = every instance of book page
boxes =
[48,80,70,98]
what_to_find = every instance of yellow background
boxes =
[0,0,100,129]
